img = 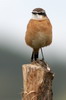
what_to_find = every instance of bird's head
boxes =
[32,8,47,20]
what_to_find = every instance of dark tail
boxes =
[31,50,39,62]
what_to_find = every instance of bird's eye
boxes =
[38,12,42,15]
[38,12,46,16]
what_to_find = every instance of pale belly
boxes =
[31,32,52,49]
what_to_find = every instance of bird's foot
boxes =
[31,58,38,62]
[40,58,47,66]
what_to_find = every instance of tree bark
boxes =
[22,60,54,100]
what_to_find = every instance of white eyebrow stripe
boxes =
[32,11,38,13]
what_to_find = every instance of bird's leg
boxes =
[41,48,47,65]
[41,48,44,61]
[31,50,34,62]
[34,51,39,61]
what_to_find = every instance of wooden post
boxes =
[22,60,54,100]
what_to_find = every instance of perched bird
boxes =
[25,8,52,61]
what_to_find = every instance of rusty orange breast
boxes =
[25,19,52,50]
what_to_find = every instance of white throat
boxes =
[32,14,43,20]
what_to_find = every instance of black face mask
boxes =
[38,12,46,16]
[32,12,46,17]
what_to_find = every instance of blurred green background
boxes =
[0,0,66,100]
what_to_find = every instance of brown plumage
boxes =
[32,8,45,13]
[25,8,52,61]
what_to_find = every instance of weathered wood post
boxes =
[22,60,54,100]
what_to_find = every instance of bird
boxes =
[25,8,52,62]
